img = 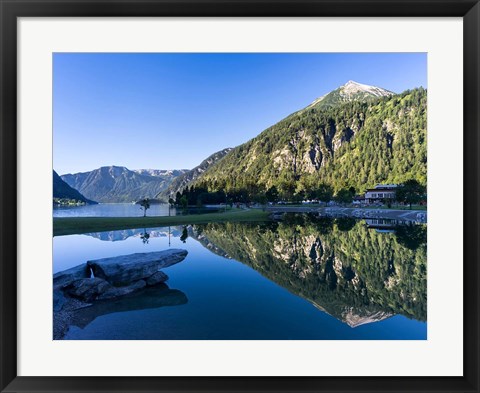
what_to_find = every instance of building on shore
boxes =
[364,184,398,204]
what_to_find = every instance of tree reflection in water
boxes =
[190,214,427,327]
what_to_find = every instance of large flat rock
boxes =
[87,249,188,286]
[53,264,90,290]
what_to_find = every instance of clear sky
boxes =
[53,53,427,175]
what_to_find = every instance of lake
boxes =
[53,215,427,340]
[53,203,222,217]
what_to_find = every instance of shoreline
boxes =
[53,206,427,237]
[266,206,427,223]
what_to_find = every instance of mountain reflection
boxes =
[190,214,426,327]
[85,228,182,242]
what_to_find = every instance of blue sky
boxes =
[53,53,427,174]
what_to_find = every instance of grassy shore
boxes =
[53,209,271,237]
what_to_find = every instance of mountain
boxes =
[193,82,426,196]
[85,228,182,242]
[61,166,188,203]
[156,148,233,201]
[53,170,95,204]
[133,169,187,178]
[303,80,393,112]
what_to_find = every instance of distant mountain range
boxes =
[53,170,96,204]
[61,166,188,203]
[56,80,426,203]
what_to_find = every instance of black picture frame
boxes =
[1,0,478,392]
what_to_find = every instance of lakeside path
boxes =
[265,206,427,223]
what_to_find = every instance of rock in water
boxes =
[146,271,169,286]
[87,249,188,286]
[64,277,112,302]
[53,264,90,290]
[53,290,68,312]
[97,280,147,300]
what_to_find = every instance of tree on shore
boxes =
[316,184,334,205]
[180,195,188,210]
[266,186,279,203]
[334,188,353,205]
[395,179,426,209]
[139,198,150,217]
[175,191,182,205]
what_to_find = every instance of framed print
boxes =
[1,0,479,392]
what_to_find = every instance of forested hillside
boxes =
[53,170,95,205]
[157,148,232,201]
[194,87,426,199]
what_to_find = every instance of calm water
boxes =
[53,203,221,217]
[53,215,427,340]
[53,203,174,217]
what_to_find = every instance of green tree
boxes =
[335,188,353,205]
[316,184,334,204]
[175,191,182,205]
[395,179,426,209]
[139,198,150,217]
[266,185,279,203]
[254,193,268,208]
[180,195,188,210]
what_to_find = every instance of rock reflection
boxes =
[70,284,188,330]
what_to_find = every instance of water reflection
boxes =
[69,284,188,330]
[86,228,182,242]
[394,223,427,250]
[54,214,426,339]
[189,214,427,326]
[140,229,150,244]
[180,226,189,243]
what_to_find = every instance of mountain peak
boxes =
[340,80,393,97]
[306,80,394,111]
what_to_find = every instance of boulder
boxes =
[53,289,68,312]
[97,280,146,300]
[53,264,90,290]
[87,249,187,286]
[64,277,112,302]
[146,271,169,286]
